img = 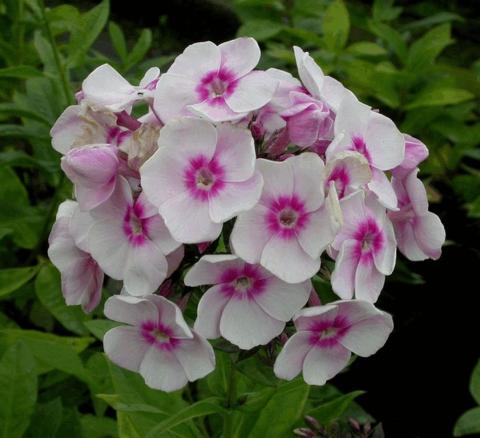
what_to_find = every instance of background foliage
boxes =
[0,0,478,437]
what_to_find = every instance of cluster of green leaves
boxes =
[0,0,376,436]
[454,360,480,436]
[232,0,480,217]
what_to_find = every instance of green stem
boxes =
[223,359,237,438]
[37,0,74,105]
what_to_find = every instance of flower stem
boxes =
[223,358,237,438]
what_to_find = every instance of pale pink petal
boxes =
[219,298,284,349]
[395,221,428,261]
[302,344,351,385]
[69,206,95,252]
[261,237,320,284]
[104,295,159,325]
[148,295,193,339]
[293,305,338,331]
[334,93,370,140]
[90,176,132,221]
[103,326,150,372]
[225,71,277,113]
[373,216,396,275]
[167,41,221,82]
[188,98,245,123]
[368,169,398,210]
[230,205,271,264]
[414,212,445,260]
[332,191,366,248]
[322,76,348,112]
[50,106,87,154]
[331,240,359,300]
[291,152,325,212]
[147,215,181,255]
[404,169,429,215]
[159,192,222,244]
[297,206,336,259]
[153,74,198,122]
[326,151,371,190]
[293,46,324,98]
[219,37,260,78]
[256,158,294,203]
[173,332,215,381]
[139,348,188,392]
[209,172,263,223]
[253,277,310,322]
[184,254,242,286]
[273,332,312,380]
[365,111,405,171]
[398,134,429,171]
[166,246,185,277]
[123,244,169,296]
[354,258,385,303]
[214,124,256,182]
[139,67,160,88]
[194,285,231,339]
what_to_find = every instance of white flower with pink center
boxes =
[389,169,445,261]
[326,93,405,210]
[86,177,180,295]
[274,300,393,385]
[231,153,339,284]
[50,104,119,154]
[184,255,311,350]
[331,191,396,303]
[61,144,119,211]
[82,64,160,112]
[153,37,277,123]
[141,117,263,244]
[103,295,215,392]
[325,151,371,200]
[48,200,103,312]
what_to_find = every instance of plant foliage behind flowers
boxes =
[1,0,477,436]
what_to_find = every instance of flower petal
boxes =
[104,295,159,325]
[173,332,215,381]
[331,240,358,300]
[273,332,312,381]
[354,257,385,303]
[291,152,325,212]
[194,285,231,339]
[185,254,242,286]
[104,326,149,372]
[219,37,260,78]
[302,344,351,385]
[414,212,445,260]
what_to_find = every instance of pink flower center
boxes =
[123,202,150,246]
[351,136,372,165]
[354,217,384,259]
[196,68,237,103]
[309,316,349,348]
[140,320,179,351]
[184,155,225,201]
[219,264,268,300]
[327,165,350,199]
[266,195,309,239]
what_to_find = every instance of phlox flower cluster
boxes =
[48,37,445,392]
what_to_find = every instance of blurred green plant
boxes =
[454,360,480,436]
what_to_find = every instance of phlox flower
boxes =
[48,200,103,312]
[389,169,445,261]
[141,117,263,244]
[331,191,396,303]
[50,104,119,154]
[61,144,119,211]
[153,37,277,122]
[392,134,429,179]
[231,153,339,284]
[274,300,393,385]
[327,93,405,209]
[82,64,160,112]
[103,295,214,392]
[184,254,311,349]
[85,177,180,295]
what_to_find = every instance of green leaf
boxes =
[242,380,310,437]
[372,0,402,22]
[145,398,226,438]
[347,42,387,56]
[80,414,117,438]
[33,32,57,74]
[323,0,350,51]
[109,21,127,62]
[237,20,284,41]
[0,66,43,79]
[469,360,480,404]
[86,353,114,416]
[0,342,37,438]
[24,398,63,438]
[0,103,51,125]
[0,329,92,381]
[307,390,365,424]
[406,24,453,73]
[367,20,407,60]
[35,263,90,335]
[454,407,480,437]
[125,29,152,69]
[84,319,121,340]
[67,0,110,67]
[406,87,474,110]
[0,265,40,299]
